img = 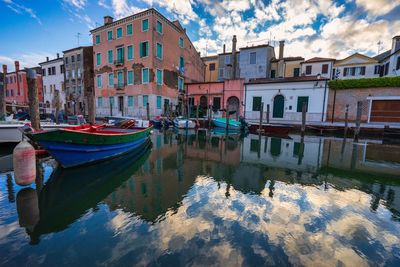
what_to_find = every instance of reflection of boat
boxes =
[28,124,153,168]
[212,118,242,130]
[26,140,151,244]
[173,117,196,129]
[211,127,241,136]
[248,123,292,136]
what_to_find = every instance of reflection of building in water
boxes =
[242,134,323,173]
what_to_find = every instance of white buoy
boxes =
[13,139,36,186]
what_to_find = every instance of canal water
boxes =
[1,130,400,266]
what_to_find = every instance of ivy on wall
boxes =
[328,76,400,90]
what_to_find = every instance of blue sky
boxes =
[1,0,399,71]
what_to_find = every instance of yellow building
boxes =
[270,57,304,78]
[202,55,219,82]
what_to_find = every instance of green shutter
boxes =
[107,31,112,40]
[127,45,133,60]
[117,28,122,38]
[127,71,133,85]
[128,96,133,107]
[97,53,101,65]
[109,96,114,107]
[142,19,148,31]
[252,97,261,111]
[98,97,102,107]
[108,73,114,86]
[142,68,149,84]
[127,24,132,35]
[108,50,113,64]
[157,96,162,109]
[156,21,162,33]
[156,69,162,85]
[297,96,309,112]
[143,95,148,106]
[157,43,162,59]
[117,71,123,87]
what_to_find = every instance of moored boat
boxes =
[248,123,293,136]
[212,118,243,130]
[27,124,153,168]
[173,117,196,129]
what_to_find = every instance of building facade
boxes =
[245,76,329,122]
[63,46,94,118]
[218,36,240,81]
[374,36,400,77]
[333,53,380,80]
[301,57,335,79]
[91,8,204,118]
[239,44,275,82]
[39,54,65,114]
[202,55,219,82]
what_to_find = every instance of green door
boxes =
[273,95,284,118]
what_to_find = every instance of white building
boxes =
[333,53,380,80]
[244,76,329,122]
[301,57,335,79]
[374,35,400,77]
[39,55,65,115]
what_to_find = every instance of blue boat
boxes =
[28,124,152,168]
[212,118,242,130]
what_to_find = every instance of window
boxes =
[250,52,256,64]
[219,68,224,78]
[397,57,400,70]
[42,69,46,76]
[117,71,124,87]
[116,27,123,38]
[72,69,76,78]
[384,62,389,75]
[116,47,124,64]
[109,73,114,86]
[142,19,149,31]
[305,65,312,75]
[142,68,149,84]
[97,97,103,107]
[156,69,163,85]
[156,20,163,33]
[140,41,148,58]
[293,68,300,77]
[52,66,56,75]
[225,55,230,64]
[271,69,276,78]
[77,54,81,61]
[65,57,69,64]
[178,77,184,91]
[127,45,133,60]
[97,75,102,88]
[322,64,328,74]
[66,70,70,78]
[213,97,221,110]
[252,97,262,111]
[356,66,366,76]
[109,96,114,107]
[126,24,133,36]
[108,50,113,64]
[60,65,64,74]
[96,53,101,66]
[297,96,309,112]
[72,55,75,62]
[156,43,163,59]
[143,95,148,106]
[343,67,348,77]
[48,68,51,75]
[107,30,113,40]
[179,56,185,69]
[127,70,133,85]
[157,96,162,109]
[374,65,380,74]
[77,68,81,78]
[95,34,100,44]
[128,96,134,107]
[179,37,184,48]
[209,63,216,71]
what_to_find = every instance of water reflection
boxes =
[1,130,400,266]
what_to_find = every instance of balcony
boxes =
[114,59,124,67]
[114,83,125,91]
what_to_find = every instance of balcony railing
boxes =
[114,59,124,66]
[114,83,125,90]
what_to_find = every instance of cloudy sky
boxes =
[1,0,399,71]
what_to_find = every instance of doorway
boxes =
[118,96,124,116]
[273,95,284,118]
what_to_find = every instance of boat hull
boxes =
[173,119,196,129]
[248,123,292,136]
[212,118,241,130]
[0,123,71,143]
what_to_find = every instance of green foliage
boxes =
[329,76,400,90]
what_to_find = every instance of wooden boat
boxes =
[248,123,293,136]
[212,118,242,130]
[151,116,172,129]
[28,123,153,168]
[173,117,196,129]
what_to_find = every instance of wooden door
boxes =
[370,100,400,122]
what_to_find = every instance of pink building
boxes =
[186,79,244,119]
[4,61,43,109]
[90,8,204,118]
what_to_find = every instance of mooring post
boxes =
[208,105,211,130]
[169,103,173,120]
[259,102,264,133]
[87,87,95,124]
[146,102,150,121]
[344,104,349,137]
[196,102,199,127]
[26,68,40,130]
[301,102,307,137]
[266,104,270,124]
[354,101,362,142]
[1,65,6,121]
[226,108,230,132]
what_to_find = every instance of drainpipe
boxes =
[321,80,327,122]
[15,61,20,98]
[222,81,225,111]
[244,84,247,119]
[331,88,336,123]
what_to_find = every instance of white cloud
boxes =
[63,0,87,9]
[111,0,144,19]
[0,52,54,72]
[141,0,198,25]
[356,0,400,16]
[98,0,110,9]
[3,0,42,24]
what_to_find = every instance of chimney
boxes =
[14,61,19,72]
[279,40,285,59]
[392,35,400,54]
[104,16,113,25]
[2,65,7,75]
[57,53,60,59]
[223,44,226,54]
[232,35,237,79]
[46,57,49,62]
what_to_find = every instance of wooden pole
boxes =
[1,65,6,120]
[301,101,307,137]
[196,102,199,126]
[344,104,349,137]
[266,104,270,124]
[208,104,211,130]
[146,102,150,121]
[259,102,264,133]
[354,101,362,142]
[226,108,230,132]
[87,86,95,124]
[169,103,173,120]
[26,69,40,130]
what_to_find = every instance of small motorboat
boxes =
[212,118,243,130]
[173,117,196,129]
[26,122,153,168]
[151,116,171,129]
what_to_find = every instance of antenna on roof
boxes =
[377,40,382,55]
[75,32,81,46]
